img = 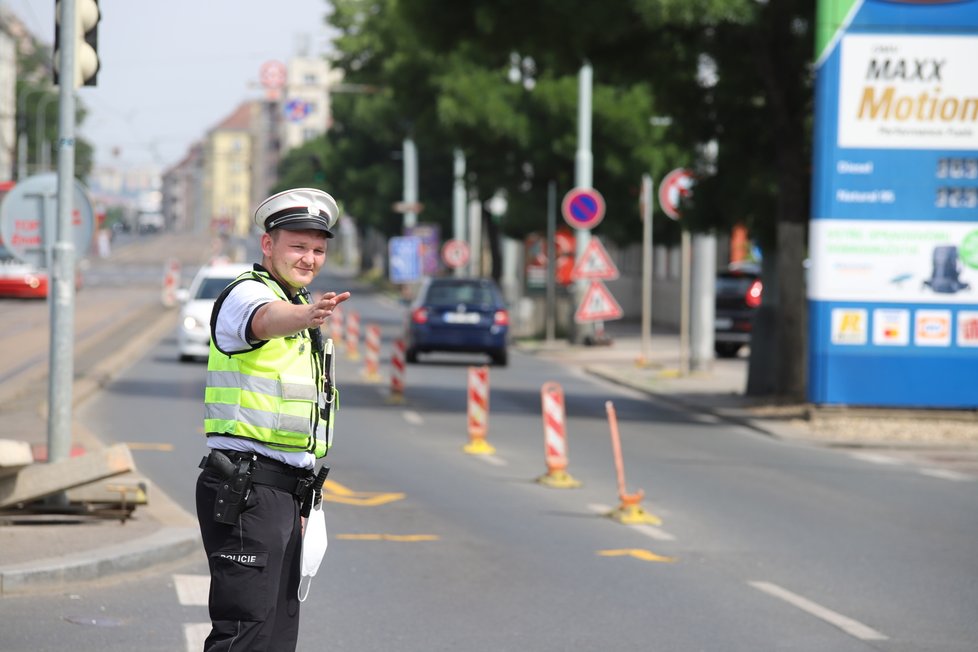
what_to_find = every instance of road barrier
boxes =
[604,400,660,525]
[387,338,406,404]
[536,382,581,488]
[161,258,180,307]
[464,366,495,455]
[345,309,361,361]
[330,304,344,349]
[362,324,382,383]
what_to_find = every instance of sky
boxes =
[4,0,334,171]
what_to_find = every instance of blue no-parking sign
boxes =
[561,187,606,230]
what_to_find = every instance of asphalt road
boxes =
[2,270,977,651]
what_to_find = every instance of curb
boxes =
[0,527,201,596]
[583,365,978,451]
[581,364,803,441]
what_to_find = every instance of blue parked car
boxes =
[404,277,509,366]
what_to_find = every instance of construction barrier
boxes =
[387,338,406,404]
[605,400,661,525]
[345,309,361,361]
[362,324,382,382]
[536,382,581,488]
[161,258,180,307]
[330,304,344,349]
[463,366,494,455]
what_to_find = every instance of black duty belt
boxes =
[204,450,315,497]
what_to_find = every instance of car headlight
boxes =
[183,315,200,330]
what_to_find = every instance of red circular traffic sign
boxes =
[441,239,470,269]
[561,187,605,230]
[260,60,287,90]
[658,168,694,220]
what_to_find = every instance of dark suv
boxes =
[714,262,761,358]
[404,277,509,365]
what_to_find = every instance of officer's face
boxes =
[261,228,328,289]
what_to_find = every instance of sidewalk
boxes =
[518,320,978,448]
[0,232,216,595]
[3,254,976,595]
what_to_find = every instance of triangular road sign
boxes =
[570,237,619,281]
[575,281,624,323]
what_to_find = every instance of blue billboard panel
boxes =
[388,236,421,284]
[809,0,978,408]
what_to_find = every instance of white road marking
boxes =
[588,503,675,541]
[630,522,677,542]
[402,410,424,426]
[749,581,887,641]
[183,623,211,652]
[919,468,974,482]
[849,452,905,466]
[479,454,508,466]
[173,574,209,606]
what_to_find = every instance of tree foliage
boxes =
[14,34,94,181]
[280,0,816,398]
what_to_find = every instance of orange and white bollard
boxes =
[387,338,406,404]
[463,366,494,455]
[345,309,361,361]
[605,400,661,525]
[362,324,382,382]
[161,258,180,307]
[536,382,581,488]
[330,304,344,351]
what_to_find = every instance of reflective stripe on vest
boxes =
[203,270,329,457]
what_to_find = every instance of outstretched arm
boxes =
[251,291,351,341]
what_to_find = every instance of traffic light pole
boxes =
[48,0,79,505]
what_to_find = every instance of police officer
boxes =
[195,188,351,652]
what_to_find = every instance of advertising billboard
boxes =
[809,0,978,407]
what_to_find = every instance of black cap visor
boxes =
[264,210,336,237]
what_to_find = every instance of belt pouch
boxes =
[214,460,253,525]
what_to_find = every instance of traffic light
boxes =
[53,0,100,87]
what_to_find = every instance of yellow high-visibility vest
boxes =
[203,270,330,458]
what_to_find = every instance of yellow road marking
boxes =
[322,479,405,507]
[123,442,175,451]
[597,548,676,563]
[337,534,439,542]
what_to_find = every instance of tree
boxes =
[396,0,816,401]
[296,0,816,399]
[14,36,94,180]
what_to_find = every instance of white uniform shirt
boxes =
[207,277,316,469]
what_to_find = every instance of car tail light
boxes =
[493,309,509,326]
[411,307,429,324]
[746,279,763,308]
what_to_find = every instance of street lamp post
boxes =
[35,93,58,173]
[574,62,596,344]
[17,86,50,180]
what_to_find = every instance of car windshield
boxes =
[716,274,755,296]
[195,277,236,300]
[426,283,495,305]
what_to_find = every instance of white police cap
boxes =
[254,188,339,237]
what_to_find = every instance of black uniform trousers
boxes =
[196,467,303,652]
